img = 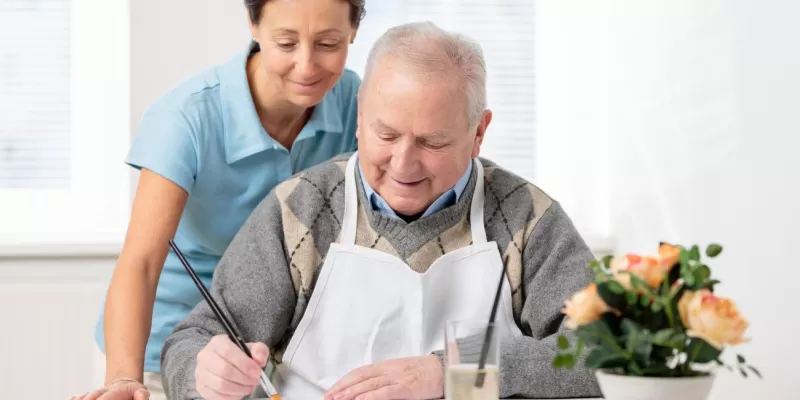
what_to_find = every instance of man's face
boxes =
[356,58,491,218]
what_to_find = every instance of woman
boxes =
[70,1,365,399]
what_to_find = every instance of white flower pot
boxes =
[595,370,715,400]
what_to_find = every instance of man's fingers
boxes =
[352,384,408,400]
[328,376,393,400]
[326,365,382,397]
[198,366,257,398]
[246,342,270,368]
[209,336,263,381]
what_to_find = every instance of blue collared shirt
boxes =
[94,42,360,373]
[359,158,473,219]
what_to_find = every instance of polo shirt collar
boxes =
[220,42,344,164]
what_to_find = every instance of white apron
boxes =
[271,154,522,399]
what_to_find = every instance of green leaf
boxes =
[589,260,602,271]
[552,354,565,368]
[585,347,629,369]
[686,338,722,364]
[737,354,746,364]
[558,335,570,350]
[689,245,701,261]
[608,280,626,294]
[640,294,651,307]
[748,366,763,379]
[684,273,696,286]
[653,329,675,343]
[627,360,644,376]
[575,338,585,358]
[698,279,721,291]
[626,291,639,305]
[695,265,711,283]
[651,300,663,313]
[630,337,653,368]
[575,319,616,347]
[621,318,642,336]
[602,255,614,269]
[630,274,647,291]
[706,243,723,258]
[595,270,610,282]
[597,282,627,311]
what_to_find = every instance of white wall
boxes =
[0,256,113,398]
[536,0,800,398]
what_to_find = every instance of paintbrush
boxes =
[169,240,281,400]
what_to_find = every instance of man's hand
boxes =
[195,335,269,400]
[67,380,149,400]
[324,355,444,400]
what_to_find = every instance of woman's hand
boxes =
[195,335,270,400]
[67,380,149,400]
[324,355,444,400]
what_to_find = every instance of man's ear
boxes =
[471,109,492,158]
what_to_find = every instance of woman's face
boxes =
[249,0,356,109]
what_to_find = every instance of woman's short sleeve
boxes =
[125,104,198,193]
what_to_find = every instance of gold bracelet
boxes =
[107,377,142,387]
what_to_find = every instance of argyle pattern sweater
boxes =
[161,153,601,399]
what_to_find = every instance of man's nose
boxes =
[390,140,420,171]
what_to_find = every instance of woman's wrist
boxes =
[107,377,141,386]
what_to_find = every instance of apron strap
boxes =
[470,158,488,244]
[340,153,360,245]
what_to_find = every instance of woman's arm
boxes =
[103,168,189,384]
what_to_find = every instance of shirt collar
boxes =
[220,42,344,164]
[358,156,474,220]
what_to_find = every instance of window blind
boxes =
[0,0,71,189]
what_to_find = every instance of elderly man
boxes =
[161,22,601,400]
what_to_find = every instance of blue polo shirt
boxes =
[94,43,360,373]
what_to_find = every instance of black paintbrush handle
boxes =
[168,240,253,358]
[474,255,508,387]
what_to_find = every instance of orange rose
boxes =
[610,244,681,289]
[562,284,613,329]
[610,255,665,288]
[678,289,749,349]
[658,243,681,268]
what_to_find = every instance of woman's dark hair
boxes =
[245,0,366,28]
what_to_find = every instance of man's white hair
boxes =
[361,21,487,128]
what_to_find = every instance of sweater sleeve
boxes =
[499,201,602,399]
[160,191,297,400]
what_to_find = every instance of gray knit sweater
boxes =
[161,154,601,399]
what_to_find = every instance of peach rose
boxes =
[562,284,613,329]
[678,289,749,349]
[610,255,665,288]
[610,244,681,289]
[658,243,681,268]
